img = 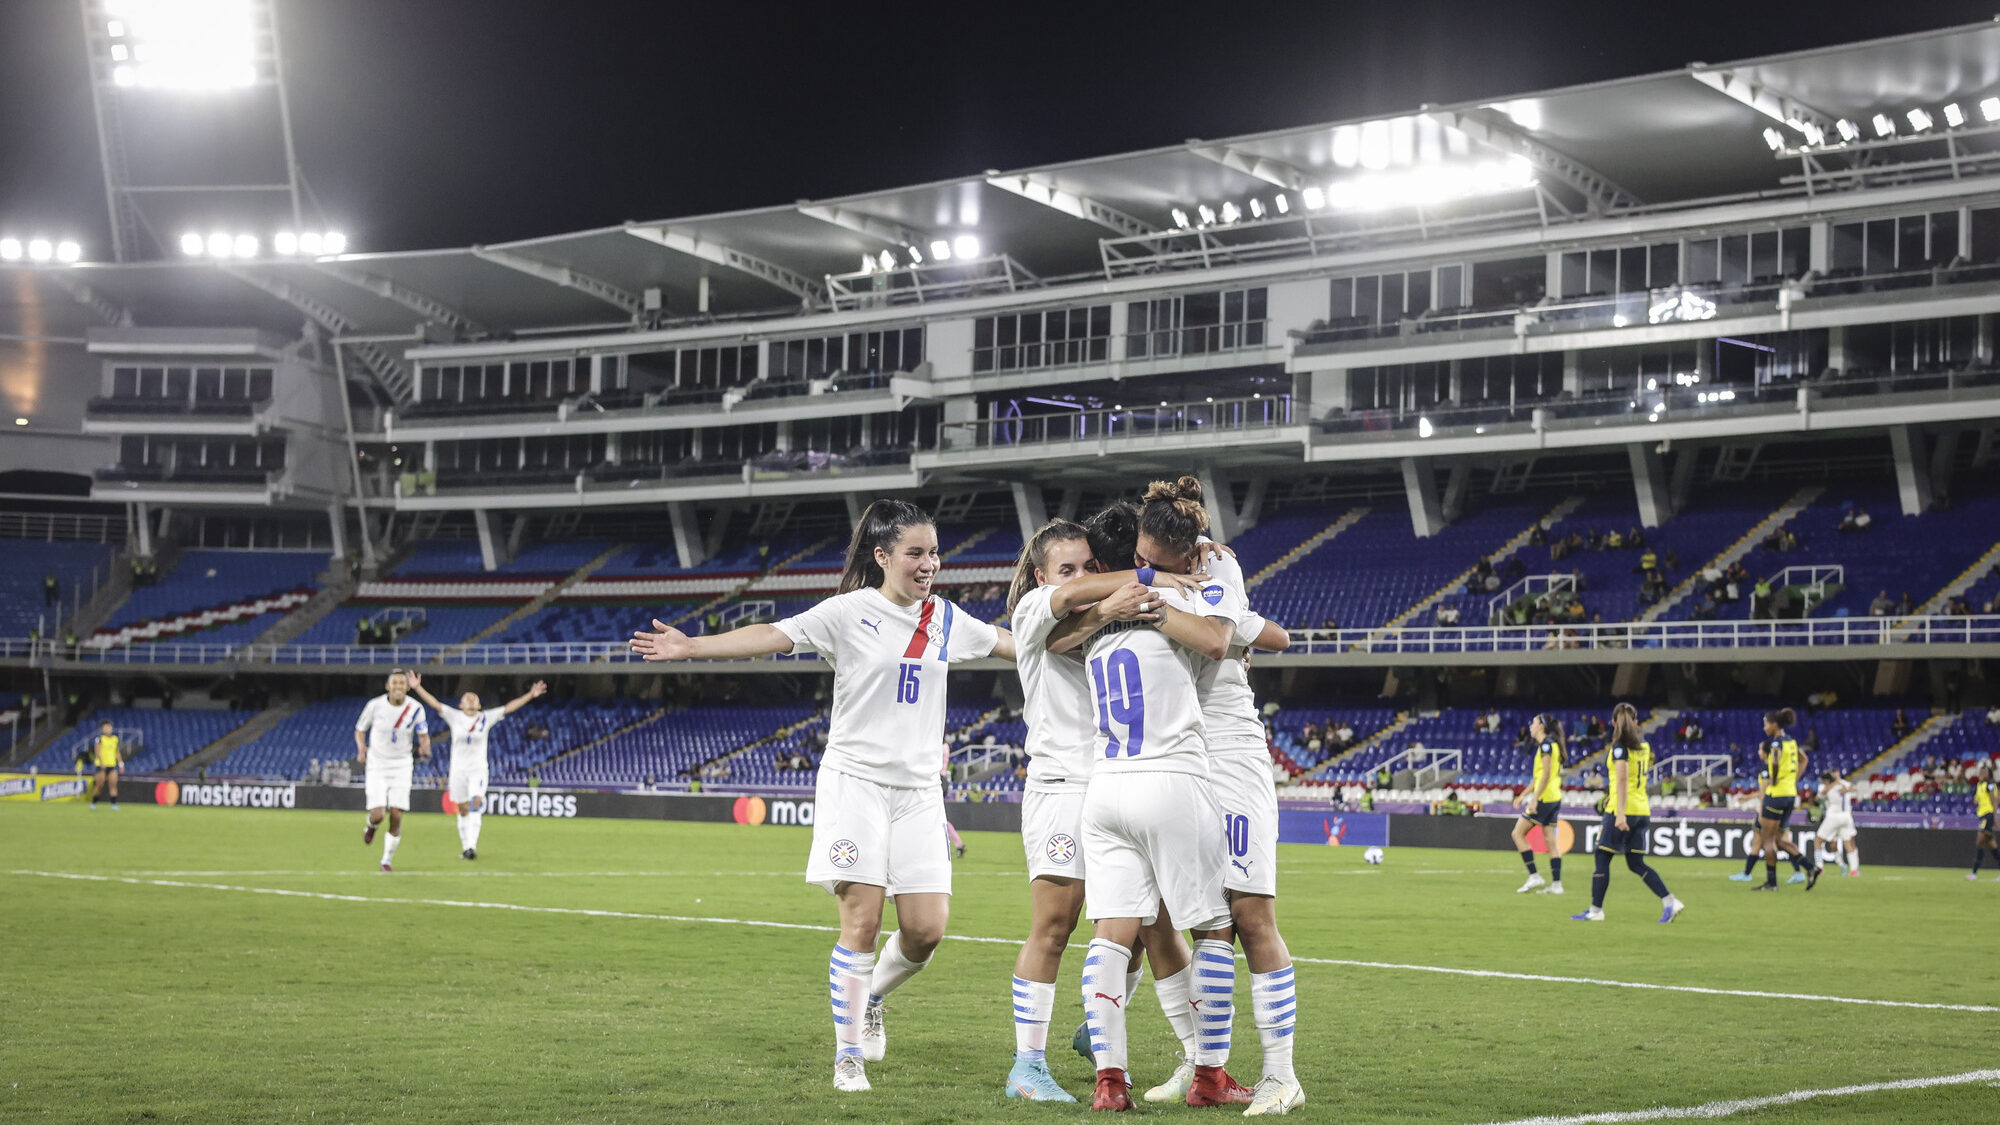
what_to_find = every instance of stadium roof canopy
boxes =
[8,18,2000,347]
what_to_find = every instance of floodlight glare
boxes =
[27,239,53,262]
[951,234,979,259]
[297,231,322,254]
[1944,103,1966,128]
[1248,198,1265,219]
[1218,201,1241,224]
[1799,122,1824,146]
[858,254,874,274]
[179,231,203,255]
[103,0,259,90]
[1417,416,1434,438]
[1906,108,1933,132]
[0,239,20,261]
[321,231,346,254]
[928,238,951,261]
[1196,204,1216,225]
[1983,97,2000,122]
[206,231,232,258]
[233,233,257,257]
[1762,127,1784,151]
[1169,209,1189,229]
[272,231,297,255]
[1873,114,1895,137]
[906,246,922,265]
[1835,119,1860,141]
[1300,186,1326,209]
[877,249,895,271]
[1273,193,1289,214]
[56,240,81,263]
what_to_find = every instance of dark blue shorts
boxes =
[1521,800,1561,827]
[1597,814,1652,854]
[1760,797,1796,825]
[1980,813,1994,834]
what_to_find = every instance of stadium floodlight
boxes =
[877,249,895,271]
[1218,201,1241,224]
[297,231,322,254]
[928,238,951,261]
[1196,204,1216,225]
[1169,209,1189,229]
[1799,122,1824,146]
[1943,103,1965,128]
[101,0,260,90]
[206,231,232,257]
[233,233,257,257]
[321,231,344,254]
[1835,119,1860,142]
[1983,97,2000,123]
[0,238,19,261]
[27,239,53,262]
[1872,114,1895,137]
[1906,108,1933,132]
[1273,193,1289,214]
[272,230,297,255]
[1248,198,1265,219]
[858,254,874,274]
[1300,186,1326,210]
[56,240,82,263]
[1762,127,1785,151]
[906,246,922,265]
[951,234,980,260]
[1417,416,1434,438]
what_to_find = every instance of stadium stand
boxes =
[1,539,115,637]
[21,706,261,774]
[93,549,329,646]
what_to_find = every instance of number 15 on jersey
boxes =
[1090,650,1145,757]
[896,662,921,705]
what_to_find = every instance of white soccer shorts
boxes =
[805,767,953,896]
[1209,750,1280,896]
[364,758,414,811]
[1022,787,1089,881]
[1815,814,1857,843]
[449,765,489,808]
[1081,771,1229,931]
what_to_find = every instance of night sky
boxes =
[0,0,1988,256]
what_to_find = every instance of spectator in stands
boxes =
[1474,557,1494,583]
[1837,506,1872,533]
[1637,548,1658,573]
[1375,765,1393,790]
[1435,604,1460,626]
[1985,704,2000,727]
[525,721,550,741]
[1895,591,1915,615]
[1802,729,1820,753]
[1805,690,1838,710]
[1503,556,1526,582]
[1946,596,1972,616]
[1438,792,1467,816]
[1529,523,1547,547]
[43,572,58,606]
[1333,719,1355,748]
[1869,590,1894,617]
[1663,548,1679,573]
[1693,592,1719,620]
[1892,710,1913,740]
[1751,577,1773,619]
[1628,527,1647,549]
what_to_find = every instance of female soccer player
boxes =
[1729,748,1772,882]
[87,719,123,809]
[629,500,1013,1093]
[404,674,547,859]
[1001,517,1169,1102]
[1815,770,1860,876]
[1969,765,1999,881]
[1570,702,1684,922]
[1752,707,1820,891]
[1510,715,1568,894]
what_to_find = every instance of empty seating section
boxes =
[101,549,327,645]
[1299,707,1612,789]
[528,703,814,788]
[20,706,258,774]
[1,539,114,637]
[213,699,438,781]
[295,605,515,647]
[1228,503,1349,579]
[1268,706,1399,773]
[723,712,829,789]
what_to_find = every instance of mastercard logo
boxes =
[154,781,179,806]
[732,796,767,826]
[1527,820,1577,855]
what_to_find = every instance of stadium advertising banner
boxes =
[0,772,91,803]
[1278,808,1389,848]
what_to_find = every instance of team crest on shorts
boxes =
[828,838,860,868]
[1045,833,1077,865]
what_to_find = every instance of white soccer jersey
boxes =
[1191,542,1268,755]
[1084,585,1231,778]
[777,588,1000,789]
[1825,782,1854,817]
[437,705,505,773]
[1010,584,1098,793]
[355,694,429,763]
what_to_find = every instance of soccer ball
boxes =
[1363,846,1385,865]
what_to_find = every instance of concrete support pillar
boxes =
[844,493,866,528]
[1889,425,1932,516]
[1562,350,1582,396]
[773,419,792,454]
[668,502,707,570]
[1400,457,1444,538]
[1237,475,1268,532]
[1440,465,1471,524]
[1011,481,1048,543]
[1930,430,1961,499]
[1808,221,1829,273]
[474,509,500,572]
[1694,338,1715,383]
[1108,301,1130,364]
[132,502,153,557]
[1668,447,1699,514]
[1627,443,1672,527]
[1307,368,1350,418]
[1828,324,1848,372]
[940,396,978,450]
[603,432,621,465]
[505,515,529,562]
[1057,489,1081,522]
[1976,314,1994,366]
[327,502,347,562]
[1195,463,1241,542]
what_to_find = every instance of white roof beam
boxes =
[985,173,1158,239]
[1187,143,1306,191]
[625,225,823,305]
[1689,68,1841,142]
[797,204,932,250]
[219,265,412,400]
[470,245,643,316]
[44,273,134,327]
[1424,108,1642,214]
[315,263,487,337]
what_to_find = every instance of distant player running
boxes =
[631,500,1014,1093]
[1510,715,1568,895]
[406,674,546,860]
[87,720,123,810]
[1571,702,1684,923]
[1751,708,1820,891]
[1814,770,1860,876]
[356,670,432,872]
[1969,766,1999,882]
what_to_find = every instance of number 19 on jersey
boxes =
[1090,650,1146,757]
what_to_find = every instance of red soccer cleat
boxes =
[1092,1068,1133,1111]
[379,862,391,873]
[363,823,376,845]
[1186,1065,1255,1106]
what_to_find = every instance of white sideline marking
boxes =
[116,869,1027,879]
[10,869,1995,1013]
[1478,1068,2000,1124]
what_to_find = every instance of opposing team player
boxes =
[87,719,123,810]
[1001,517,1174,1102]
[1815,770,1860,876]
[1510,715,1568,895]
[355,669,432,872]
[630,500,1014,1093]
[1752,707,1820,891]
[405,674,547,859]
[1570,702,1684,923]
[1970,766,1998,881]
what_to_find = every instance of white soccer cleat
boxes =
[1516,873,1546,893]
[833,1055,870,1092]
[1569,907,1605,921]
[1537,881,1565,895]
[1243,1074,1306,1116]
[860,1001,886,1062]
[1145,1058,1196,1102]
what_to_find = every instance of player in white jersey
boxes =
[354,670,432,872]
[631,500,1015,1094]
[406,674,547,860]
[1001,516,1200,1102]
[1815,770,1860,875]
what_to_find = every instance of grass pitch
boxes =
[3,804,1994,1123]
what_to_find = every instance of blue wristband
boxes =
[1133,566,1156,587]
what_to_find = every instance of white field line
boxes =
[1478,1068,2000,1124]
[11,868,1995,1014]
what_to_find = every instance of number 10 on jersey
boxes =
[1090,650,1146,757]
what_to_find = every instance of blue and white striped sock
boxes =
[828,944,874,1060]
[1079,938,1132,1073]
[1191,937,1236,1066]
[1011,975,1055,1059]
[1250,965,1297,1083]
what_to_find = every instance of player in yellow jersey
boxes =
[1968,766,1999,882]
[1572,702,1683,922]
[1728,749,1771,881]
[87,719,123,810]
[1509,715,1569,894]
[1752,708,1820,891]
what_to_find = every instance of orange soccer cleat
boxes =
[1186,1065,1256,1106]
[1092,1068,1133,1111]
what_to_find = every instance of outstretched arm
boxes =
[502,680,548,715]
[404,672,446,714]
[1252,620,1291,652]
[1049,568,1205,617]
[630,620,794,662]
[989,628,1016,663]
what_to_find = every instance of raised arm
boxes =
[404,672,445,714]
[502,680,549,715]
[1049,568,1205,617]
[630,620,795,662]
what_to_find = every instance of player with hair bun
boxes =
[1570,702,1684,923]
[630,499,1016,1093]
[1752,707,1820,891]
